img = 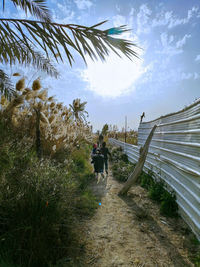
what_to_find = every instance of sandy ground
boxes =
[82,172,195,267]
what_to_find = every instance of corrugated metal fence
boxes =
[109,99,200,241]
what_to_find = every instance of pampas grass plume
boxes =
[38,90,47,101]
[13,73,21,76]
[16,78,25,91]
[0,96,7,106]
[38,102,43,110]
[22,88,31,95]
[50,102,55,108]
[48,96,54,101]
[49,115,55,123]
[32,79,41,91]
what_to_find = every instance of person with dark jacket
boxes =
[100,142,111,174]
[91,143,97,163]
[93,148,104,183]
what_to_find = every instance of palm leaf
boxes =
[0,38,58,77]
[0,18,139,66]
[0,69,16,100]
[10,0,51,22]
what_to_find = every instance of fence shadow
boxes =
[119,194,190,267]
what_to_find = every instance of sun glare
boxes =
[81,47,145,98]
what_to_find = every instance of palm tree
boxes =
[0,0,139,98]
[69,98,88,123]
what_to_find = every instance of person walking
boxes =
[98,134,104,147]
[92,148,104,184]
[91,143,97,162]
[100,142,111,175]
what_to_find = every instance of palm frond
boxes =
[0,69,16,100]
[10,0,51,22]
[0,37,58,77]
[0,19,139,66]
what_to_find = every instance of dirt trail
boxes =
[83,172,194,267]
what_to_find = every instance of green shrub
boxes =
[111,161,134,182]
[139,171,154,190]
[0,154,77,266]
[76,190,98,215]
[71,148,94,190]
[110,146,179,219]
[192,252,200,267]
[160,190,178,217]
[149,180,165,202]
[120,153,129,163]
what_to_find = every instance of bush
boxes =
[139,173,178,217]
[139,171,154,190]
[111,158,134,183]
[149,180,165,202]
[160,190,178,217]
[110,146,179,218]
[0,140,96,266]
[120,153,129,163]
[71,148,94,190]
[76,190,98,215]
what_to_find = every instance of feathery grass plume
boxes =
[40,112,49,124]
[32,90,40,99]
[25,91,32,100]
[4,95,24,117]
[56,103,63,109]
[13,73,21,76]
[49,115,55,123]
[12,95,24,108]
[50,102,55,108]
[37,90,47,101]
[22,88,31,95]
[37,102,43,110]
[16,78,25,91]
[44,110,49,117]
[0,95,8,106]
[12,116,18,126]
[32,79,41,91]
[48,96,54,101]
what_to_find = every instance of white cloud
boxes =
[168,6,199,28]
[116,5,120,12]
[112,15,126,27]
[181,72,200,80]
[195,55,200,61]
[152,11,173,27]
[74,0,93,10]
[176,34,191,48]
[80,47,145,98]
[158,32,183,56]
[52,3,75,23]
[152,6,200,29]
[136,4,152,34]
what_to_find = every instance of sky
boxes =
[2,0,200,131]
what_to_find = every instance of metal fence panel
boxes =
[108,99,200,241]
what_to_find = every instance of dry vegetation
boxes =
[0,78,97,266]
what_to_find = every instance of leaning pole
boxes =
[118,124,157,196]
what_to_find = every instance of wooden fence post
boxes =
[118,124,157,196]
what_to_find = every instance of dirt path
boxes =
[83,172,194,267]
